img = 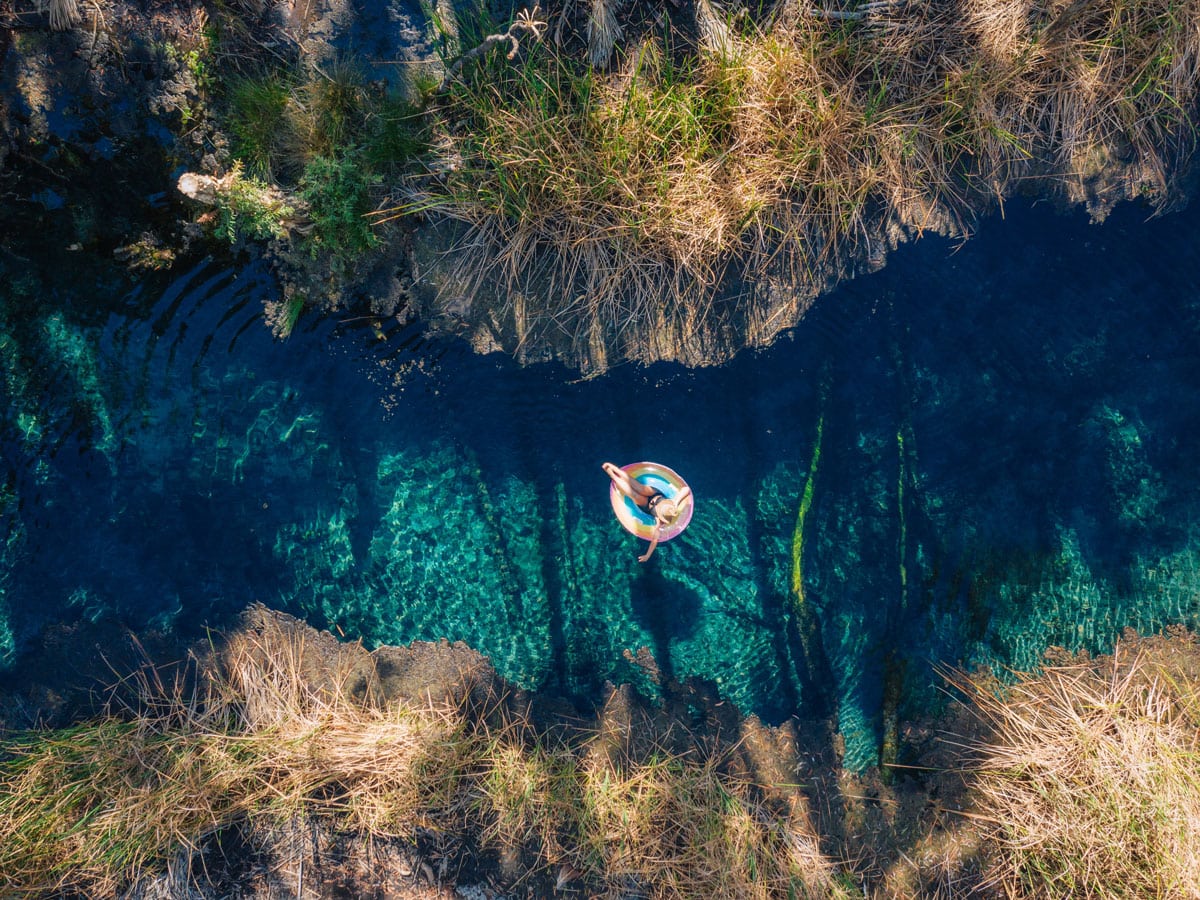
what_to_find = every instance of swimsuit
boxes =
[608,462,693,544]
[645,490,667,516]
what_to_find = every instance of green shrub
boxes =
[213,165,295,243]
[299,154,381,257]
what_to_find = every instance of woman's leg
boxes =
[602,462,657,502]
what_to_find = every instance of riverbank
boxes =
[3,0,1198,371]
[2,606,1199,897]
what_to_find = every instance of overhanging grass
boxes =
[0,626,469,896]
[401,0,1200,357]
[0,610,846,898]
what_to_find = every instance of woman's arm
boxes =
[674,485,693,509]
[638,525,661,563]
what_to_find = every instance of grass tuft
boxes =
[402,0,1200,363]
[961,644,1200,897]
[227,74,296,180]
[0,616,471,896]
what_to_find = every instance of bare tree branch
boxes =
[439,5,547,91]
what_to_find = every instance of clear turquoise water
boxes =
[3,201,1200,768]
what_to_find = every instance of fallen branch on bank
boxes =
[809,0,906,20]
[439,5,547,92]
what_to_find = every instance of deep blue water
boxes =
[3,199,1200,767]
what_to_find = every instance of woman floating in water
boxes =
[603,461,693,562]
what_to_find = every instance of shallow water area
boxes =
[3,199,1200,768]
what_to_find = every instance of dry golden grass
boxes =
[577,749,839,897]
[466,713,847,896]
[45,0,81,31]
[587,0,624,67]
[0,621,472,896]
[0,611,843,898]
[398,0,1200,362]
[961,647,1200,898]
[8,612,1200,898]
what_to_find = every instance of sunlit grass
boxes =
[0,607,845,897]
[395,0,1200,359]
[6,608,1200,898]
[961,642,1200,897]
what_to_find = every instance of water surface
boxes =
[3,199,1199,767]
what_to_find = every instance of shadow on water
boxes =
[4,199,1200,766]
[629,562,703,689]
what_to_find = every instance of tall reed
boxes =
[404,0,1200,360]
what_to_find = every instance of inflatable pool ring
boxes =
[609,462,693,542]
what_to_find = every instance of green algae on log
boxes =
[788,376,829,708]
[880,426,914,781]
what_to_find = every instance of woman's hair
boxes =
[655,498,679,521]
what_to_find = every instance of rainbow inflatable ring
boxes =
[609,462,694,542]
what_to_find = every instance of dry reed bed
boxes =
[4,617,1200,897]
[410,0,1200,355]
[0,617,844,898]
[0,626,469,894]
[959,640,1200,898]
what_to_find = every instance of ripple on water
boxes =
[6,204,1200,768]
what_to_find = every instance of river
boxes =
[3,198,1199,767]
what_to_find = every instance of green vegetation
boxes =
[227,75,294,179]
[394,0,1200,353]
[211,164,295,242]
[299,155,381,257]
[276,294,307,339]
[189,0,1199,360]
[216,61,429,258]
